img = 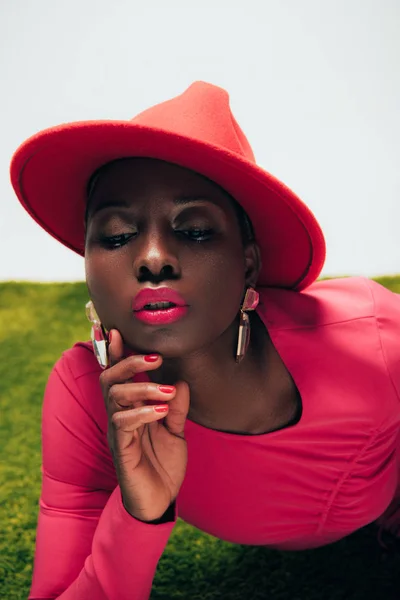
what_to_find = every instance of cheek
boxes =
[85,256,110,297]
[85,255,126,317]
[85,248,128,287]
[194,247,246,328]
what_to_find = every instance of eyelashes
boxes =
[98,228,215,249]
[98,233,137,249]
[176,228,214,242]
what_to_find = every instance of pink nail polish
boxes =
[144,354,159,362]
[154,405,169,413]
[158,385,175,394]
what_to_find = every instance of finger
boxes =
[100,353,163,391]
[112,404,169,429]
[164,381,190,437]
[108,329,124,367]
[111,404,169,451]
[108,382,176,411]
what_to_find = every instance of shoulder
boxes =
[257,276,400,409]
[55,340,101,380]
[257,276,398,329]
[49,340,106,430]
[42,341,113,487]
[47,340,104,421]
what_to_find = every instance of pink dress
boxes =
[28,277,400,599]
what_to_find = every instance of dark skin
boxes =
[84,158,300,523]
[85,158,299,436]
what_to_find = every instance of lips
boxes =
[132,287,187,311]
[132,287,188,325]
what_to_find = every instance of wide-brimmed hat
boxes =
[10,81,326,290]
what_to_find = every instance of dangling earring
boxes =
[85,301,109,369]
[235,287,260,364]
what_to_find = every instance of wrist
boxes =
[123,498,176,524]
[141,502,176,524]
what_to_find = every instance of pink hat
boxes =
[10,81,326,290]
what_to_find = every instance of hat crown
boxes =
[131,81,256,163]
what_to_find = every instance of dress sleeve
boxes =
[28,356,176,600]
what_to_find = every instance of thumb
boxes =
[165,381,190,436]
[107,328,124,367]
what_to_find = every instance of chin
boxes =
[123,326,197,358]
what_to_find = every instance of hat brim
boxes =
[10,121,326,290]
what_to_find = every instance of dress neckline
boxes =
[184,296,304,439]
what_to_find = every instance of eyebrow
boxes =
[89,195,218,217]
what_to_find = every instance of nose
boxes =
[132,229,181,283]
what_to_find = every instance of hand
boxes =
[99,329,190,523]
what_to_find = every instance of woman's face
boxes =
[85,158,260,357]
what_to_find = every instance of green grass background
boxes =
[1,277,399,599]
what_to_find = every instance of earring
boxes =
[85,301,109,369]
[235,287,260,364]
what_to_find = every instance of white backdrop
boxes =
[1,0,399,281]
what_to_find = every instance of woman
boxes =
[10,81,400,599]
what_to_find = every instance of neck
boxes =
[147,312,272,429]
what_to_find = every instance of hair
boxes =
[85,159,255,245]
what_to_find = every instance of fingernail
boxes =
[144,354,159,362]
[154,405,169,413]
[158,385,175,394]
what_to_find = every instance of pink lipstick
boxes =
[132,287,188,325]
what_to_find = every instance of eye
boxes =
[99,233,137,249]
[176,227,214,242]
